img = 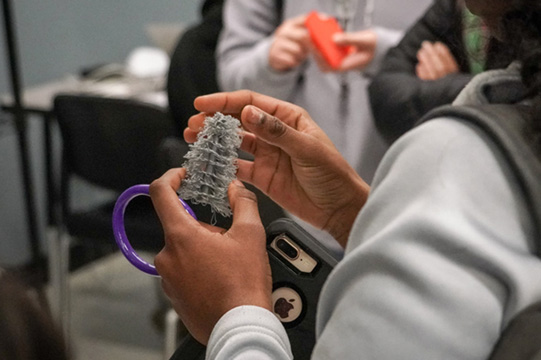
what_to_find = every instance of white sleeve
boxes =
[216,0,302,99]
[206,306,293,360]
[312,118,541,359]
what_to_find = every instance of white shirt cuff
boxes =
[207,305,293,360]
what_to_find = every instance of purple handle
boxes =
[112,184,196,276]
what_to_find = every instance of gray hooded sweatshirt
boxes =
[206,64,541,359]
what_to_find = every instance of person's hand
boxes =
[269,15,311,71]
[150,169,272,345]
[185,90,370,247]
[416,41,459,80]
[310,29,377,73]
[331,29,377,72]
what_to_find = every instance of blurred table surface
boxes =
[0,73,167,114]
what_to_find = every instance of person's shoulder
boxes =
[373,116,499,186]
[388,117,481,159]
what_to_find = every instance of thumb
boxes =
[332,32,348,45]
[241,105,311,156]
[228,180,264,236]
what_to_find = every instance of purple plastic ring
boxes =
[112,184,196,276]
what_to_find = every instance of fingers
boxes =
[184,110,241,143]
[417,41,440,80]
[194,90,259,115]
[276,15,309,42]
[184,111,206,143]
[240,105,312,156]
[288,14,308,28]
[193,90,309,130]
[269,39,309,71]
[238,132,258,155]
[191,94,321,159]
[434,42,459,74]
[330,30,376,71]
[340,51,374,71]
[277,25,309,47]
[184,126,198,143]
[416,41,459,80]
[227,180,263,237]
[198,222,228,234]
[333,30,377,49]
[186,107,286,157]
[416,62,429,79]
[271,15,310,70]
[149,168,198,238]
[235,159,255,185]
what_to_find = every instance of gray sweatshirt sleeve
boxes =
[205,118,541,359]
[313,118,541,359]
[216,0,302,100]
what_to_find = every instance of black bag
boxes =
[420,104,541,360]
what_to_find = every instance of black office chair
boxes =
[52,94,178,340]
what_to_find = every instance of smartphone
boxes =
[305,11,353,69]
[169,218,338,360]
[266,218,338,359]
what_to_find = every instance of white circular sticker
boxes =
[271,287,303,323]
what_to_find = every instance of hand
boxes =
[332,29,378,72]
[150,169,272,345]
[416,41,459,80]
[269,15,311,71]
[185,90,370,246]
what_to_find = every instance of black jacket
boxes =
[166,0,225,137]
[368,0,474,144]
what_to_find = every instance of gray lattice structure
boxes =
[178,112,242,218]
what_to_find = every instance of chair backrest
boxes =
[54,94,175,193]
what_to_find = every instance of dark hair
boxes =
[499,0,541,153]
[0,271,69,360]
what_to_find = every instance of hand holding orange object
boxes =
[269,15,311,72]
[305,11,353,70]
[332,29,377,72]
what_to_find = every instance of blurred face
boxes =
[464,0,513,39]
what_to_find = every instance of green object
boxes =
[462,8,488,74]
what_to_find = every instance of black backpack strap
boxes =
[488,301,541,360]
[419,104,541,257]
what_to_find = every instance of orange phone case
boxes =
[305,11,352,69]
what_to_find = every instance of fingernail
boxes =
[245,106,264,125]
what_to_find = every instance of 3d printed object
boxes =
[178,112,242,218]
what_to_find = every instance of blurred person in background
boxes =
[216,0,432,254]
[369,0,512,143]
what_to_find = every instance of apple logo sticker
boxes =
[272,287,303,323]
